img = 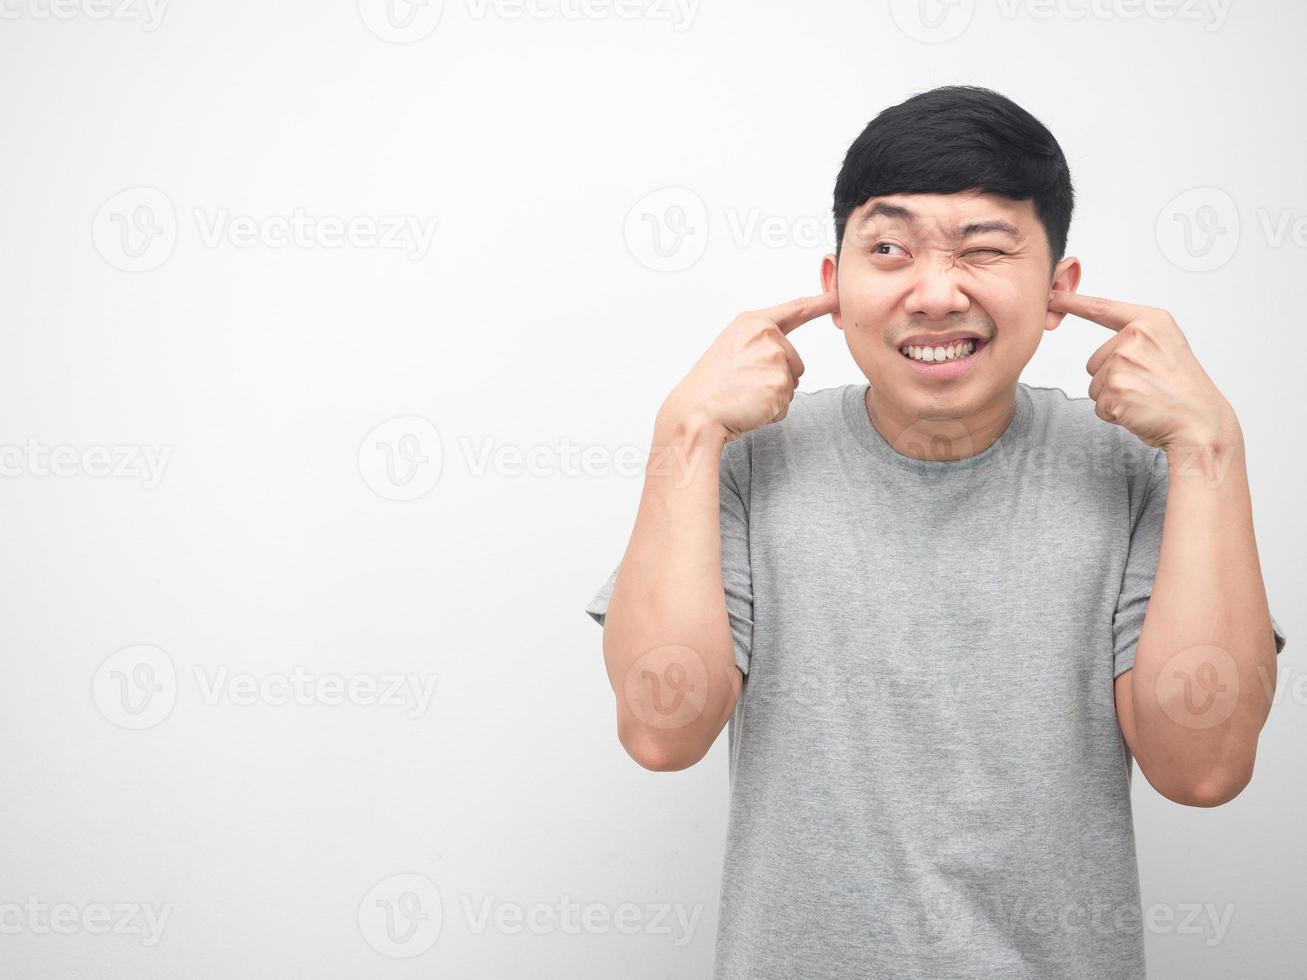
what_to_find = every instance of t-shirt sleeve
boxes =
[584,438,756,676]
[1113,447,1288,679]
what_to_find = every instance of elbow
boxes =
[1165,767,1254,808]
[609,644,738,772]
[617,717,709,773]
[625,739,701,773]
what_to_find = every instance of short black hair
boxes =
[832,85,1074,276]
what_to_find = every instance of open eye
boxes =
[873,242,908,257]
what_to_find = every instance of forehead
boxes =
[851,191,1037,237]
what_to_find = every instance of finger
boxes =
[776,332,806,385]
[1085,332,1126,377]
[1087,360,1112,402]
[757,291,840,335]
[1048,290,1147,332]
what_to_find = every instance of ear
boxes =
[1045,257,1082,332]
[820,253,843,330]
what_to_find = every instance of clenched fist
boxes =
[660,293,839,443]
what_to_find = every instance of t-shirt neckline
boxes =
[841,381,1033,473]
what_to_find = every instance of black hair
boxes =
[832,85,1074,276]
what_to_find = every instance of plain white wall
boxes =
[1,1,1303,977]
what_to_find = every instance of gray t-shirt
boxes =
[585,381,1287,979]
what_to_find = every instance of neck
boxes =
[865,383,1018,462]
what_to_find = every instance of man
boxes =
[583,85,1287,979]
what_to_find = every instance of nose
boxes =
[903,258,970,321]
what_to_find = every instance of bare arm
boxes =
[599,292,838,771]
[1115,418,1279,807]
[601,408,742,771]
[1044,289,1281,808]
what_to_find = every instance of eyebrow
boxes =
[856,202,1021,240]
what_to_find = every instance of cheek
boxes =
[970,266,1046,313]
[961,270,1016,304]
[836,290,894,331]
[967,281,1040,334]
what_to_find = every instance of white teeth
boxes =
[900,339,977,362]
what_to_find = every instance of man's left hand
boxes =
[1047,290,1240,450]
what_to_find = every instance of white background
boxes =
[1,1,1304,977]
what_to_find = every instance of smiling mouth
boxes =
[899,338,986,363]
[899,342,988,378]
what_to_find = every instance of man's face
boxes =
[821,190,1080,420]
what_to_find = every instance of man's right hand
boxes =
[660,292,840,443]
[600,291,839,772]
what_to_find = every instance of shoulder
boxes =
[1020,381,1095,428]
[1018,382,1164,492]
[785,383,850,424]
[733,383,850,452]
[719,383,851,483]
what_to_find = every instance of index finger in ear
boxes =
[1047,290,1146,332]
[757,292,840,334]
